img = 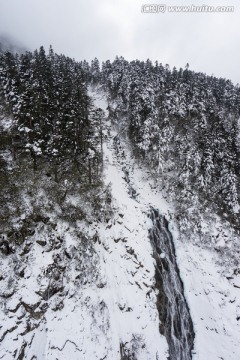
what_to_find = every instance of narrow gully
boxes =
[149,208,195,360]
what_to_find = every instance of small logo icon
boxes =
[141,4,166,13]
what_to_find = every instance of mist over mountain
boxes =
[0,34,27,54]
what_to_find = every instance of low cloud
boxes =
[0,0,239,83]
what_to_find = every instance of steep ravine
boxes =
[105,96,195,359]
[149,208,195,360]
[110,123,195,358]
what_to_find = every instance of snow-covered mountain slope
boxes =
[0,88,240,360]
[89,88,240,360]
[0,91,168,359]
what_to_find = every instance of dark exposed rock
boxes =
[40,302,49,312]
[20,242,32,256]
[64,250,71,259]
[0,289,15,298]
[97,282,105,288]
[119,342,137,360]
[126,247,134,255]
[8,224,35,245]
[36,281,63,301]
[18,268,25,278]
[32,214,50,224]
[0,325,18,342]
[17,341,27,360]
[36,240,47,246]
[51,299,64,312]
[0,239,14,255]
[149,208,195,360]
[8,302,22,313]
[20,320,40,336]
[21,301,44,320]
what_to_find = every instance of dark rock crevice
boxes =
[149,208,195,360]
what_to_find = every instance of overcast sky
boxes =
[0,0,239,83]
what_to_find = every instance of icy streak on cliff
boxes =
[149,208,195,360]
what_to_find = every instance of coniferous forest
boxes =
[0,47,108,237]
[1,48,239,228]
[99,57,240,223]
